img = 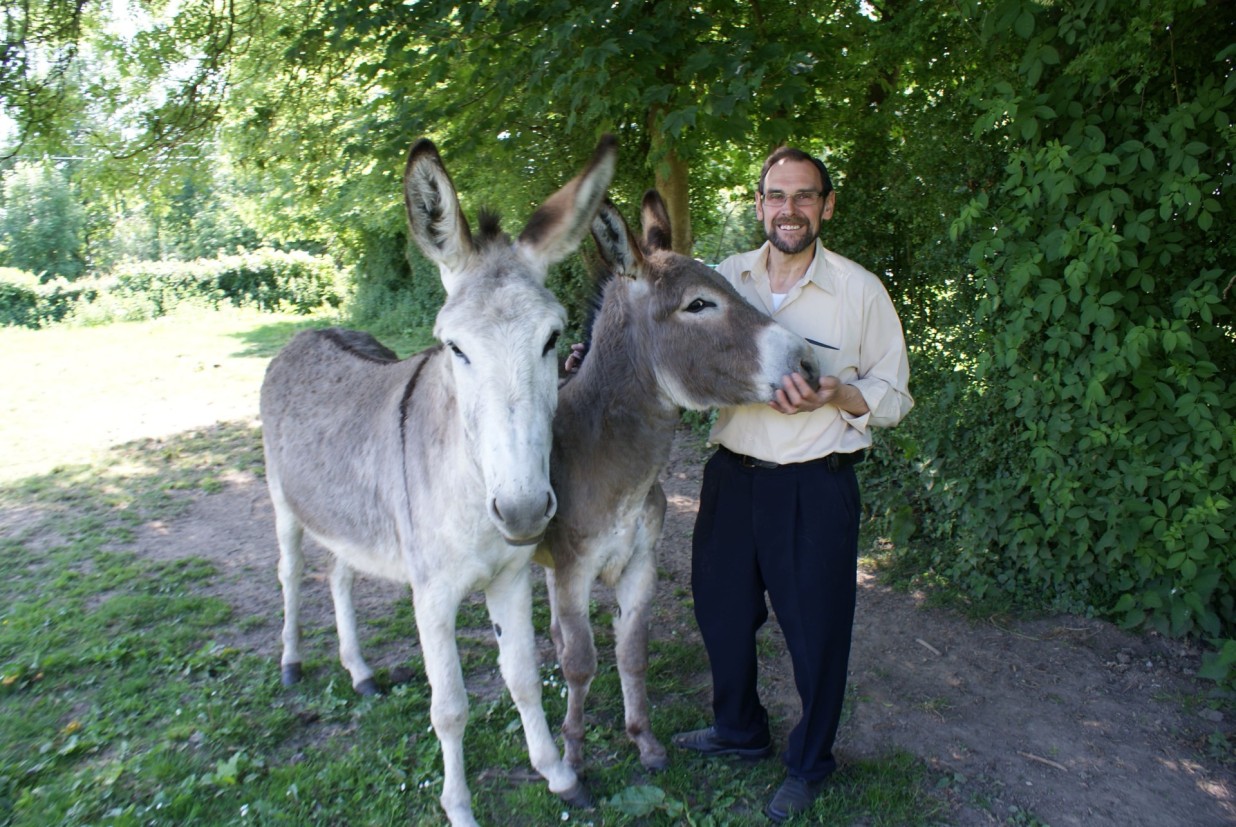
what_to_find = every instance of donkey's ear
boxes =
[404,139,475,294]
[640,189,673,253]
[517,134,618,277]
[590,198,644,279]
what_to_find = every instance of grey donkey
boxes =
[260,136,617,826]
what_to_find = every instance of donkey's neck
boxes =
[561,365,680,445]
[558,304,682,479]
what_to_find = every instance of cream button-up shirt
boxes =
[709,240,913,464]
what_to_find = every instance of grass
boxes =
[0,307,948,826]
[0,306,436,483]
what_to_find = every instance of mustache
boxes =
[765,224,818,255]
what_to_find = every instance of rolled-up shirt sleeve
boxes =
[850,280,913,430]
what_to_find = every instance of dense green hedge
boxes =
[864,0,1235,685]
[0,268,87,327]
[0,250,343,328]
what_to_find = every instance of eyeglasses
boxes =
[762,190,823,207]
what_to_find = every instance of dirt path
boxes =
[140,425,1234,826]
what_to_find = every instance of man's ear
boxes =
[822,190,836,220]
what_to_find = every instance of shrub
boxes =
[111,249,343,315]
[865,0,1236,687]
[0,250,344,328]
[0,269,38,327]
[347,233,438,335]
[0,268,97,327]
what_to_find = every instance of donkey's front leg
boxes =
[412,587,478,827]
[485,563,586,805]
[613,541,667,770]
[546,565,599,772]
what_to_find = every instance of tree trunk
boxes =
[648,108,693,255]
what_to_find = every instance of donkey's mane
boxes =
[475,209,507,248]
[323,328,400,364]
[565,260,616,368]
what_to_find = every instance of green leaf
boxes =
[1197,640,1236,682]
[607,785,669,817]
[1014,9,1035,38]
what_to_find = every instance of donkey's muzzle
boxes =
[491,489,557,546]
[797,346,821,388]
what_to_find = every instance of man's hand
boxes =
[769,374,870,416]
[564,342,587,373]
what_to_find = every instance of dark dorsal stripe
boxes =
[323,328,400,363]
[399,344,444,510]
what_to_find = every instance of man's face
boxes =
[756,159,835,255]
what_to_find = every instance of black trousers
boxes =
[691,447,861,783]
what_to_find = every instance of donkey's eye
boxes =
[543,330,561,357]
[447,341,470,364]
[685,298,716,314]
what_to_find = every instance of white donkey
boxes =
[536,191,819,772]
[260,136,616,826]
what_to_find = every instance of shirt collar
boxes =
[741,240,835,294]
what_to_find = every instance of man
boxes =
[672,146,913,823]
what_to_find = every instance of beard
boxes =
[765,220,819,255]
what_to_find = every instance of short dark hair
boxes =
[758,147,833,197]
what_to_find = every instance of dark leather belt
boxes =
[721,446,865,472]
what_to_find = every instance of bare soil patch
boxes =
[135,426,1235,826]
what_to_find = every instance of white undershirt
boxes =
[770,291,787,311]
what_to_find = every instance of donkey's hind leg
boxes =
[612,491,668,770]
[274,496,306,686]
[329,557,378,695]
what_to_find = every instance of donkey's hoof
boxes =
[634,733,668,772]
[557,781,593,810]
[281,663,302,686]
[354,677,380,696]
[641,751,669,772]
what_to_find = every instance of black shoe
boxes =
[764,775,824,823]
[671,726,773,760]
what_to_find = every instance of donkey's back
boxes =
[261,327,424,581]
